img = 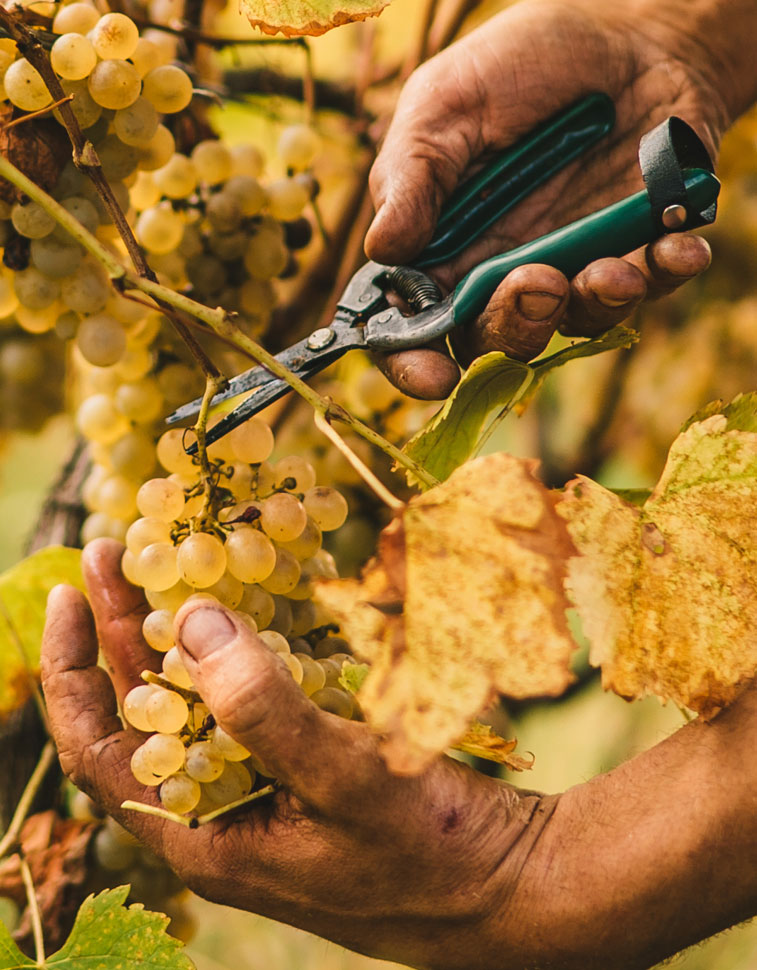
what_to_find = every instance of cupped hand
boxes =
[365,0,726,397]
[40,539,547,970]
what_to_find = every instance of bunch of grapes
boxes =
[111,418,357,817]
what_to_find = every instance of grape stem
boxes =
[314,410,404,511]
[194,374,228,525]
[0,3,222,383]
[0,740,57,861]
[0,93,73,130]
[121,783,279,827]
[0,150,439,489]
[141,670,203,703]
[19,855,45,964]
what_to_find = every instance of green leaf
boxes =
[0,918,30,970]
[47,886,194,970]
[0,546,84,722]
[239,0,390,36]
[339,662,369,694]
[681,390,757,433]
[401,353,532,488]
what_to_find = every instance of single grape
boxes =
[162,646,193,689]
[114,378,163,424]
[129,170,161,210]
[257,629,290,654]
[142,731,186,773]
[30,235,83,278]
[76,393,129,444]
[136,541,179,591]
[76,312,127,366]
[260,492,307,542]
[266,177,309,221]
[126,516,171,555]
[56,196,100,237]
[136,204,185,255]
[91,12,139,60]
[145,688,189,732]
[205,191,242,233]
[267,595,293,636]
[94,826,136,869]
[50,33,97,80]
[244,227,288,280]
[153,153,198,198]
[55,78,102,128]
[130,37,162,77]
[110,430,157,481]
[98,474,139,520]
[204,572,244,609]
[142,609,175,652]
[61,260,110,314]
[297,655,326,696]
[278,124,320,171]
[273,456,317,493]
[146,580,193,613]
[142,64,193,114]
[237,584,275,629]
[191,140,231,184]
[53,2,100,34]
[156,429,197,476]
[284,653,304,684]
[229,143,264,178]
[310,686,354,719]
[177,532,227,588]
[11,202,55,239]
[4,59,52,111]
[211,725,250,762]
[224,527,276,584]
[87,59,141,110]
[303,486,348,531]
[280,518,322,560]
[137,477,185,521]
[227,417,274,464]
[160,772,201,814]
[184,741,225,783]
[123,684,159,732]
[203,761,253,806]
[224,174,266,216]
[113,96,159,146]
[14,267,59,309]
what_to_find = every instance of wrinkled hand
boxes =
[365,0,727,397]
[41,539,757,969]
[41,539,546,969]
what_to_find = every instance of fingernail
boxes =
[179,607,236,661]
[517,292,561,320]
[594,293,631,308]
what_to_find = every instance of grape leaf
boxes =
[452,722,534,770]
[401,353,532,488]
[0,109,69,205]
[317,452,577,773]
[239,0,390,36]
[339,662,369,694]
[558,402,757,716]
[0,886,195,970]
[0,547,84,722]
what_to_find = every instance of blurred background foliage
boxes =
[3,0,757,965]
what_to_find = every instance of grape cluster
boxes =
[114,419,356,816]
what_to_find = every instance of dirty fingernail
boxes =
[517,292,562,320]
[179,607,236,661]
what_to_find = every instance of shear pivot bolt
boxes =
[307,327,336,350]
[375,311,393,324]
[662,204,687,229]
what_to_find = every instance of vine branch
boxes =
[0,741,56,861]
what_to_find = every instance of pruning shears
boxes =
[168,93,720,446]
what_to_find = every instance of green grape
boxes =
[162,646,193,689]
[177,532,227,588]
[91,12,139,60]
[4,58,52,111]
[55,78,102,128]
[124,684,159,732]
[16,303,61,334]
[145,693,189,736]
[211,725,250,762]
[113,97,158,146]
[156,428,197,476]
[142,609,175,652]
[277,123,320,171]
[238,584,275,629]
[137,124,175,171]
[297,655,326,696]
[142,65,193,114]
[126,516,171,555]
[115,377,163,422]
[255,460,276,495]
[99,474,139,519]
[258,629,290,654]
[113,345,155,380]
[96,136,139,181]
[160,772,201,814]
[205,191,242,233]
[130,37,162,78]
[50,33,97,80]
[224,174,266,216]
[56,196,100,237]
[109,429,156,480]
[280,517,321,559]
[120,548,139,584]
[310,686,354,719]
[273,455,317,492]
[313,635,350,659]
[229,143,264,178]
[244,227,288,280]
[76,312,127,366]
[266,177,309,221]
[141,28,178,64]
[81,512,126,544]
[14,267,60,309]
[191,140,232,184]
[303,486,348,531]
[55,310,80,340]
[129,171,161,209]
[146,579,193,612]
[94,825,136,869]
[87,59,141,110]
[203,761,253,806]
[136,204,185,254]
[259,548,301,594]
[224,527,276,584]
[184,253,226,298]
[260,492,307,542]
[184,741,225,783]
[268,594,293,636]
[239,278,276,316]
[137,477,185,522]
[30,235,83,278]
[53,2,100,34]
[283,653,304,683]
[153,153,197,198]
[204,572,244,609]
[61,260,110,314]
[11,201,56,239]
[136,541,180,591]
[290,598,317,635]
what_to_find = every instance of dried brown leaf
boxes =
[239,0,390,37]
[0,107,69,205]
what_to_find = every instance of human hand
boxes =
[365,0,728,398]
[41,539,757,969]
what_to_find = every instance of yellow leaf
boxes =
[452,722,534,771]
[316,453,576,774]
[558,412,757,717]
[239,0,390,36]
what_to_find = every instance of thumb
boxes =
[175,602,376,810]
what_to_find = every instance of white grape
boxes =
[4,59,52,111]
[142,731,186,774]
[162,646,193,689]
[278,124,320,171]
[224,527,276,584]
[202,762,253,806]
[176,532,227,588]
[160,772,200,813]
[184,741,225,783]
[142,64,193,113]
[191,140,232,184]
[123,684,159,732]
[137,477,185,522]
[53,3,100,35]
[50,33,97,80]
[303,486,348,531]
[136,541,179,591]
[211,725,250,762]
[142,609,175,652]
[91,13,139,60]
[260,492,307,542]
[125,516,171,555]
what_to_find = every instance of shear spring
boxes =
[385,266,442,311]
